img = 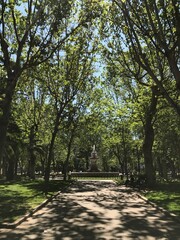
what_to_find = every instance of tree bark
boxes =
[27,125,38,179]
[6,157,15,181]
[0,78,17,176]
[121,128,129,178]
[44,115,59,183]
[28,152,36,179]
[143,87,158,186]
[63,131,74,181]
[166,53,180,91]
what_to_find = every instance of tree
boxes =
[4,115,22,180]
[153,105,180,179]
[38,24,98,182]
[111,0,180,115]
[98,0,180,185]
[0,0,88,171]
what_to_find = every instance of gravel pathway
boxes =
[0,180,179,240]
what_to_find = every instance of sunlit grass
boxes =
[0,180,72,224]
[144,182,180,216]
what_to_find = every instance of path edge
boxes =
[136,192,180,223]
[0,191,61,229]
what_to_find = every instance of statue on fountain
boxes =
[88,145,100,172]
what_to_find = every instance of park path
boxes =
[0,180,179,240]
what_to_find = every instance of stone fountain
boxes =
[88,145,100,172]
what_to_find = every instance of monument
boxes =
[88,145,100,172]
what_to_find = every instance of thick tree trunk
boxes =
[6,157,15,181]
[143,87,158,187]
[166,52,180,91]
[143,123,156,186]
[0,79,17,177]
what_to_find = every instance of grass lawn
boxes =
[116,179,180,217]
[0,180,72,224]
[144,182,180,217]
[0,179,179,226]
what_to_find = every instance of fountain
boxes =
[88,145,100,172]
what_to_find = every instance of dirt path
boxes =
[0,180,179,240]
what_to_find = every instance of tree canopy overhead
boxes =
[0,0,179,184]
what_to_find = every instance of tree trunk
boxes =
[114,145,124,175]
[156,157,163,177]
[63,132,74,181]
[166,52,180,91]
[6,157,15,181]
[28,152,36,179]
[44,133,57,183]
[14,157,18,178]
[121,128,129,179]
[28,125,37,179]
[143,87,158,187]
[44,117,59,183]
[143,125,156,186]
[40,157,45,176]
[170,160,177,179]
[0,79,17,178]
[162,159,168,180]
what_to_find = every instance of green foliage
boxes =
[0,0,179,182]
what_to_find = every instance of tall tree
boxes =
[40,25,98,182]
[111,0,180,115]
[153,105,180,179]
[9,69,49,179]
[0,0,88,170]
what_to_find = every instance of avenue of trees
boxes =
[0,0,179,186]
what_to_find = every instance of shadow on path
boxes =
[0,181,179,240]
